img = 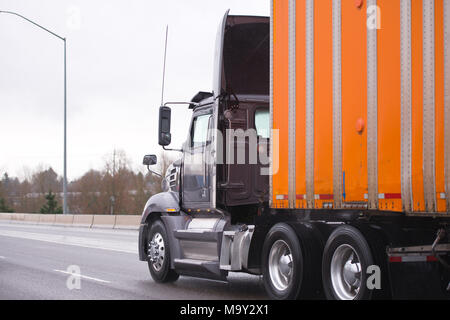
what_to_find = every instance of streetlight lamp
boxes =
[0,10,68,214]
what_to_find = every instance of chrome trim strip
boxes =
[288,0,297,208]
[367,0,378,210]
[305,0,315,209]
[423,0,437,212]
[445,0,450,213]
[333,0,342,209]
[401,0,413,213]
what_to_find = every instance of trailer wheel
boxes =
[322,225,374,300]
[262,223,314,300]
[147,219,179,283]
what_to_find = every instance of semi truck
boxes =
[138,1,450,300]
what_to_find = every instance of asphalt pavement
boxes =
[0,222,266,300]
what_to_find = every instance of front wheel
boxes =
[147,220,179,283]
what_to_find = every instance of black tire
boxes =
[322,225,375,300]
[262,223,316,300]
[358,225,391,299]
[147,220,179,283]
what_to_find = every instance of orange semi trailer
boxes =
[267,0,450,299]
[271,0,449,214]
[263,0,450,298]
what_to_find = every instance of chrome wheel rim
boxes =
[268,240,293,291]
[148,232,165,272]
[330,244,362,300]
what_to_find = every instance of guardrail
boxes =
[0,213,141,230]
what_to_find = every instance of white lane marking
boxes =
[0,229,137,254]
[54,269,111,284]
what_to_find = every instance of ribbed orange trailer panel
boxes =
[377,0,401,211]
[272,0,289,208]
[341,0,368,204]
[435,0,446,212]
[271,0,449,215]
[313,0,333,209]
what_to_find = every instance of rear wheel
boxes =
[147,220,179,283]
[322,225,374,300]
[262,223,317,300]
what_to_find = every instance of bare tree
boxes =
[102,149,135,214]
[31,166,61,194]
[0,150,180,215]
[132,171,150,214]
[69,169,105,214]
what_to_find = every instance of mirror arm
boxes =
[164,102,200,107]
[147,165,163,178]
[163,146,183,153]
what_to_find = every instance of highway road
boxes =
[0,222,266,300]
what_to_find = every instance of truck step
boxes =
[174,229,219,242]
[173,258,226,281]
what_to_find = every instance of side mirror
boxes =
[158,106,172,146]
[143,154,157,166]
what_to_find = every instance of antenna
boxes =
[161,25,169,106]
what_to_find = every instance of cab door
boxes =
[182,108,213,208]
[180,10,229,211]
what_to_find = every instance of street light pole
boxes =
[63,38,67,215]
[0,10,68,214]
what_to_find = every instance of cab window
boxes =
[255,108,270,139]
[191,114,210,148]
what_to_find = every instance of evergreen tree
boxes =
[2,172,10,188]
[0,198,14,213]
[40,191,63,214]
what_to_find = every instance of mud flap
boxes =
[388,260,450,299]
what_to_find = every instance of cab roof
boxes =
[189,91,213,109]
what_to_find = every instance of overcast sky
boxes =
[0,0,269,181]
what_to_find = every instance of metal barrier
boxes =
[0,213,141,230]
